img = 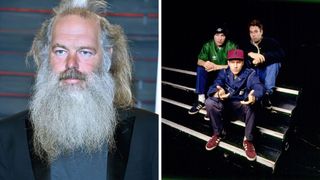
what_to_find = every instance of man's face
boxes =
[31,14,116,161]
[214,33,226,47]
[50,15,102,87]
[249,25,263,43]
[228,59,244,76]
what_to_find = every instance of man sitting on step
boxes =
[204,49,265,161]
[243,19,285,110]
[188,25,237,115]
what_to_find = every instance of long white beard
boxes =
[30,64,116,162]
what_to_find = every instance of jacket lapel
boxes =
[0,111,36,180]
[107,110,135,180]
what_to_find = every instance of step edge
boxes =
[162,66,300,95]
[162,81,294,115]
[162,118,277,170]
[162,97,286,140]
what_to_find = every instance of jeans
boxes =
[195,66,217,94]
[256,63,281,95]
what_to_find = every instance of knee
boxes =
[243,104,255,114]
[242,103,250,111]
[205,97,222,111]
[197,66,207,75]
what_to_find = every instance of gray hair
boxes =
[27,0,134,108]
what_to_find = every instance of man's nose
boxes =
[66,52,79,69]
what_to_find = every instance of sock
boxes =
[198,94,205,103]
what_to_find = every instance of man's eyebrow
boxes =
[78,46,97,53]
[52,43,68,50]
[51,44,97,53]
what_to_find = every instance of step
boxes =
[162,123,278,178]
[162,85,292,141]
[162,66,301,96]
[161,66,300,143]
[162,66,301,99]
[162,118,281,172]
[162,67,196,84]
[162,97,288,139]
[161,66,300,173]
[162,100,285,150]
[162,81,296,120]
[162,80,298,115]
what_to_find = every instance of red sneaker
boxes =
[205,135,221,151]
[243,140,257,161]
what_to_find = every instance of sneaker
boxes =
[243,140,257,161]
[204,113,210,121]
[205,135,221,151]
[188,101,205,114]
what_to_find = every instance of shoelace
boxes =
[210,136,220,144]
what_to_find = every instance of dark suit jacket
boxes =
[0,107,158,180]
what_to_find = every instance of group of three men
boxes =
[188,19,285,161]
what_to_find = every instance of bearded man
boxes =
[0,0,158,180]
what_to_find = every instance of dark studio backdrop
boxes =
[162,0,320,145]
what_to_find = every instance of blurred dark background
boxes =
[162,0,320,146]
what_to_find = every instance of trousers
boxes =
[205,97,256,141]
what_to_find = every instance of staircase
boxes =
[162,66,301,177]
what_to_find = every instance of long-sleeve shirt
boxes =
[243,37,285,68]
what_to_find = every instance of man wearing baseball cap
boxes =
[204,49,265,161]
[188,25,237,118]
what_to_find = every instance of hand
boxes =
[249,52,265,65]
[240,90,256,105]
[203,61,217,72]
[214,85,230,100]
[252,59,260,65]
[258,54,266,63]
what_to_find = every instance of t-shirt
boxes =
[32,146,108,180]
[50,147,108,180]
[198,40,237,65]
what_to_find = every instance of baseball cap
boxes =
[227,49,244,60]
